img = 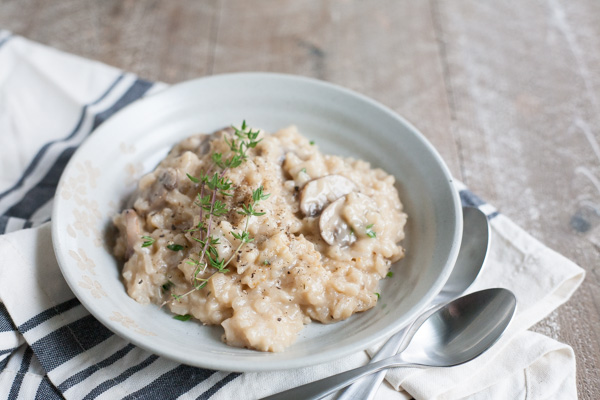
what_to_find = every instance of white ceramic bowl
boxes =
[52,73,462,372]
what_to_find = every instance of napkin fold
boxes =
[367,206,583,400]
[0,31,585,400]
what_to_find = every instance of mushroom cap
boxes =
[299,175,357,216]
[319,192,380,246]
[319,196,356,246]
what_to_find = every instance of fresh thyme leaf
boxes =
[366,224,377,238]
[195,280,208,290]
[184,221,205,233]
[211,153,224,168]
[231,230,253,243]
[252,186,269,202]
[309,140,315,145]
[263,260,270,265]
[386,271,393,278]
[167,244,184,251]
[375,292,380,299]
[208,254,226,271]
[141,235,155,247]
[174,314,192,321]
[186,173,200,183]
[196,193,211,208]
[300,168,307,174]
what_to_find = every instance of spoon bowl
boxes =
[437,207,490,302]
[261,288,516,400]
[338,206,491,400]
[402,288,515,366]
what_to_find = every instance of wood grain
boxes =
[433,2,600,397]
[0,0,598,397]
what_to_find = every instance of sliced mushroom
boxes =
[300,175,357,216]
[135,167,178,210]
[320,192,380,246]
[319,197,356,246]
[158,168,178,190]
[197,128,230,155]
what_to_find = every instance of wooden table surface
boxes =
[1,0,598,398]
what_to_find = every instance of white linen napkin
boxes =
[0,31,585,400]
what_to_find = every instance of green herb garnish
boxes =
[366,224,377,238]
[171,293,182,302]
[386,271,393,278]
[141,235,155,247]
[174,314,192,321]
[186,173,200,183]
[167,244,184,251]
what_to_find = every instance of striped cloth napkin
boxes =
[0,31,585,400]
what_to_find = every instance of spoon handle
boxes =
[259,358,423,400]
[336,302,445,400]
[336,328,410,400]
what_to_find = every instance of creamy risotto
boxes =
[113,124,407,352]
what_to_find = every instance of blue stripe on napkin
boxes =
[36,376,64,399]
[1,78,154,221]
[91,78,153,131]
[0,347,17,357]
[0,303,17,332]
[32,315,114,372]
[8,346,33,398]
[0,216,7,235]
[459,189,499,220]
[0,74,125,204]
[18,298,81,333]
[57,344,136,391]
[81,354,159,400]
[459,189,485,207]
[0,355,9,371]
[122,365,217,399]
[197,373,242,400]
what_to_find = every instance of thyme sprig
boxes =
[161,121,270,306]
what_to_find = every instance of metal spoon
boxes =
[261,288,516,400]
[338,206,490,399]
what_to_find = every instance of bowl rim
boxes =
[51,72,463,371]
